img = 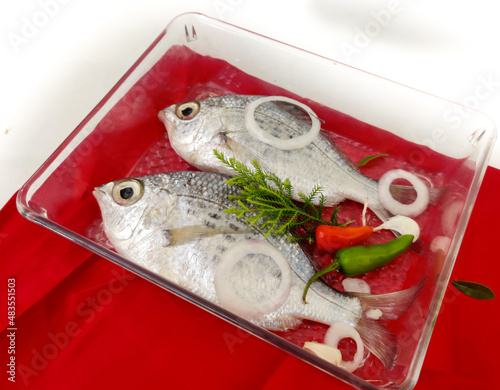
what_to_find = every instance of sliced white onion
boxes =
[378,169,430,217]
[244,96,321,150]
[342,278,371,294]
[430,235,452,254]
[324,323,365,373]
[373,215,420,242]
[214,239,292,319]
[303,342,342,366]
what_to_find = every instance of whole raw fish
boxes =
[158,95,392,221]
[94,170,421,368]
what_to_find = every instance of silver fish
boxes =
[94,170,421,368]
[158,95,391,221]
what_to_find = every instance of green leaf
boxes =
[452,280,495,300]
[358,153,388,167]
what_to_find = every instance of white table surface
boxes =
[1,0,500,210]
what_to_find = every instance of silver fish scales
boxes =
[94,170,422,368]
[158,94,390,221]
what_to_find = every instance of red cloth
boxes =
[2,167,499,390]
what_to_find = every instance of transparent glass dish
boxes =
[17,13,496,390]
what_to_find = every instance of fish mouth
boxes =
[157,107,175,125]
[92,186,105,202]
[157,109,166,123]
[93,183,112,202]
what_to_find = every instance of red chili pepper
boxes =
[315,225,374,252]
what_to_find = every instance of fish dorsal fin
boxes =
[318,129,361,173]
[271,100,315,127]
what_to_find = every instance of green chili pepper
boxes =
[303,234,414,303]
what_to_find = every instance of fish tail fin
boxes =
[375,184,448,225]
[390,183,448,205]
[357,278,425,318]
[353,278,425,368]
[355,316,397,368]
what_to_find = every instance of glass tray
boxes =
[17,13,496,390]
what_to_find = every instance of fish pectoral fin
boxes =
[224,135,273,172]
[163,225,253,246]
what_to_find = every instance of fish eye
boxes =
[112,179,144,206]
[175,101,200,120]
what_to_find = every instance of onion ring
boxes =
[244,96,321,150]
[214,239,292,319]
[324,323,365,372]
[378,169,430,217]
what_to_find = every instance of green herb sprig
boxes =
[214,150,343,241]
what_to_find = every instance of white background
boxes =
[2,0,500,209]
